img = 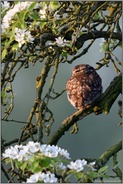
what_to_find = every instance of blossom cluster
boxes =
[1,1,56,33]
[2,2,32,30]
[67,159,96,172]
[14,28,34,48]
[2,141,97,183]
[67,159,87,172]
[1,2,70,49]
[1,1,35,48]
[2,141,70,161]
[2,142,69,183]
[26,171,58,183]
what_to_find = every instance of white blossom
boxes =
[2,144,33,161]
[39,5,47,19]
[25,32,34,43]
[1,23,9,33]
[49,37,70,47]
[2,146,19,160]
[26,173,42,183]
[17,149,29,161]
[26,172,58,183]
[40,144,70,158]
[42,172,58,183]
[1,1,10,9]
[55,37,66,47]
[14,28,34,48]
[2,141,71,162]
[58,148,71,159]
[67,159,87,172]
[81,159,87,166]
[17,2,32,11]
[17,145,34,161]
[58,162,66,170]
[26,141,40,153]
[40,144,59,158]
[88,161,97,171]
[15,34,25,48]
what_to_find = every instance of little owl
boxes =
[66,64,102,110]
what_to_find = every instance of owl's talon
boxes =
[70,122,79,134]
[93,106,102,115]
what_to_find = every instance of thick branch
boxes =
[47,74,122,145]
[75,31,122,50]
[96,141,122,166]
[97,73,122,114]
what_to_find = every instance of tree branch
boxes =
[96,141,122,166]
[75,31,122,50]
[47,74,122,145]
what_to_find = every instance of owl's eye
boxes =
[74,65,80,69]
[75,69,80,73]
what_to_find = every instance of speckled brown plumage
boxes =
[66,64,102,110]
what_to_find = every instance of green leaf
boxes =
[29,160,41,172]
[50,2,59,10]
[67,169,76,175]
[98,166,108,174]
[1,90,7,99]
[94,10,101,20]
[102,42,107,52]
[20,161,28,172]
[12,43,19,51]
[18,10,28,20]
[29,12,40,21]
[41,158,51,167]
[94,13,99,19]
[8,94,15,99]
[29,155,36,162]
[14,1,18,5]
[2,49,7,60]
[53,20,61,26]
[15,13,27,29]
[11,159,15,170]
[103,174,109,178]
[28,2,37,11]
[62,51,68,58]
[7,29,15,40]
[87,171,98,181]
[33,167,42,173]
[39,21,47,27]
[75,172,83,180]
[4,38,14,49]
[17,10,28,20]
[15,161,23,169]
[32,160,40,169]
[4,158,11,164]
[17,19,27,29]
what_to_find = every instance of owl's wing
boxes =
[82,73,102,105]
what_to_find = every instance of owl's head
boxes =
[72,64,94,77]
